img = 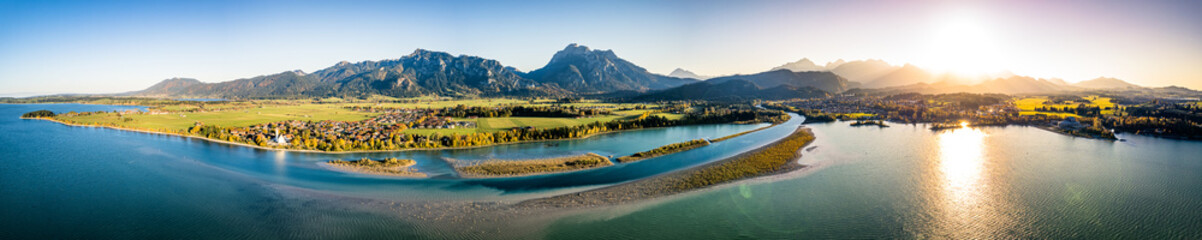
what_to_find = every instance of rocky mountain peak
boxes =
[526,44,697,92]
[669,68,693,76]
[549,43,610,65]
[772,58,825,72]
[406,49,454,60]
[825,59,847,69]
[668,68,709,80]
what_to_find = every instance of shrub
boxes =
[21,110,56,118]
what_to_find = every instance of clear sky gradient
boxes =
[1,0,1199,96]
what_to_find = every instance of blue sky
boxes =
[1,0,1200,96]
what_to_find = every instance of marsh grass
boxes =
[669,128,814,191]
[457,153,612,177]
[615,139,710,163]
[710,125,774,143]
[325,157,426,177]
[518,127,817,208]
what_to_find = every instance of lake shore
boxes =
[903,120,1119,141]
[1033,125,1118,140]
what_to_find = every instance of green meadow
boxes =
[59,104,376,130]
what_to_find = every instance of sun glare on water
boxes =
[939,123,986,202]
[925,121,1020,238]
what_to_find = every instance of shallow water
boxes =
[543,121,1202,239]
[2,103,1200,239]
[0,103,782,238]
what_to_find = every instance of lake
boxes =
[1,103,1200,239]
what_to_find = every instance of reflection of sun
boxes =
[273,150,287,175]
[938,124,987,204]
[927,123,1013,238]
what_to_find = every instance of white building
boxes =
[272,129,289,145]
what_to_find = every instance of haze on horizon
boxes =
[1,0,1200,96]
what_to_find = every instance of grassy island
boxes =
[324,157,426,177]
[456,153,612,178]
[668,127,814,190]
[615,139,710,163]
[520,127,815,208]
[929,122,968,130]
[849,120,889,127]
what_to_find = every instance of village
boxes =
[211,108,477,148]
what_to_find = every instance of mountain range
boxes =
[630,79,830,102]
[705,69,854,93]
[763,57,1156,94]
[134,44,695,98]
[771,58,826,72]
[131,43,1172,101]
[863,75,1152,95]
[1073,77,1141,89]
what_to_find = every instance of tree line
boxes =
[436,105,613,118]
[21,110,56,118]
[1034,105,1103,117]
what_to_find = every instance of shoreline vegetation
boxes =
[1035,125,1119,140]
[768,93,1201,141]
[519,126,815,208]
[455,153,612,178]
[324,158,426,178]
[930,121,1117,140]
[615,139,710,163]
[20,110,56,118]
[776,102,1116,140]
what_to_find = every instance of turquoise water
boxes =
[0,104,779,238]
[2,103,1200,239]
[544,121,1202,239]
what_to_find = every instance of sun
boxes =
[921,8,1007,75]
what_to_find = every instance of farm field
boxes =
[56,104,378,131]
[1013,95,1117,117]
[1018,111,1081,118]
[836,113,877,119]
